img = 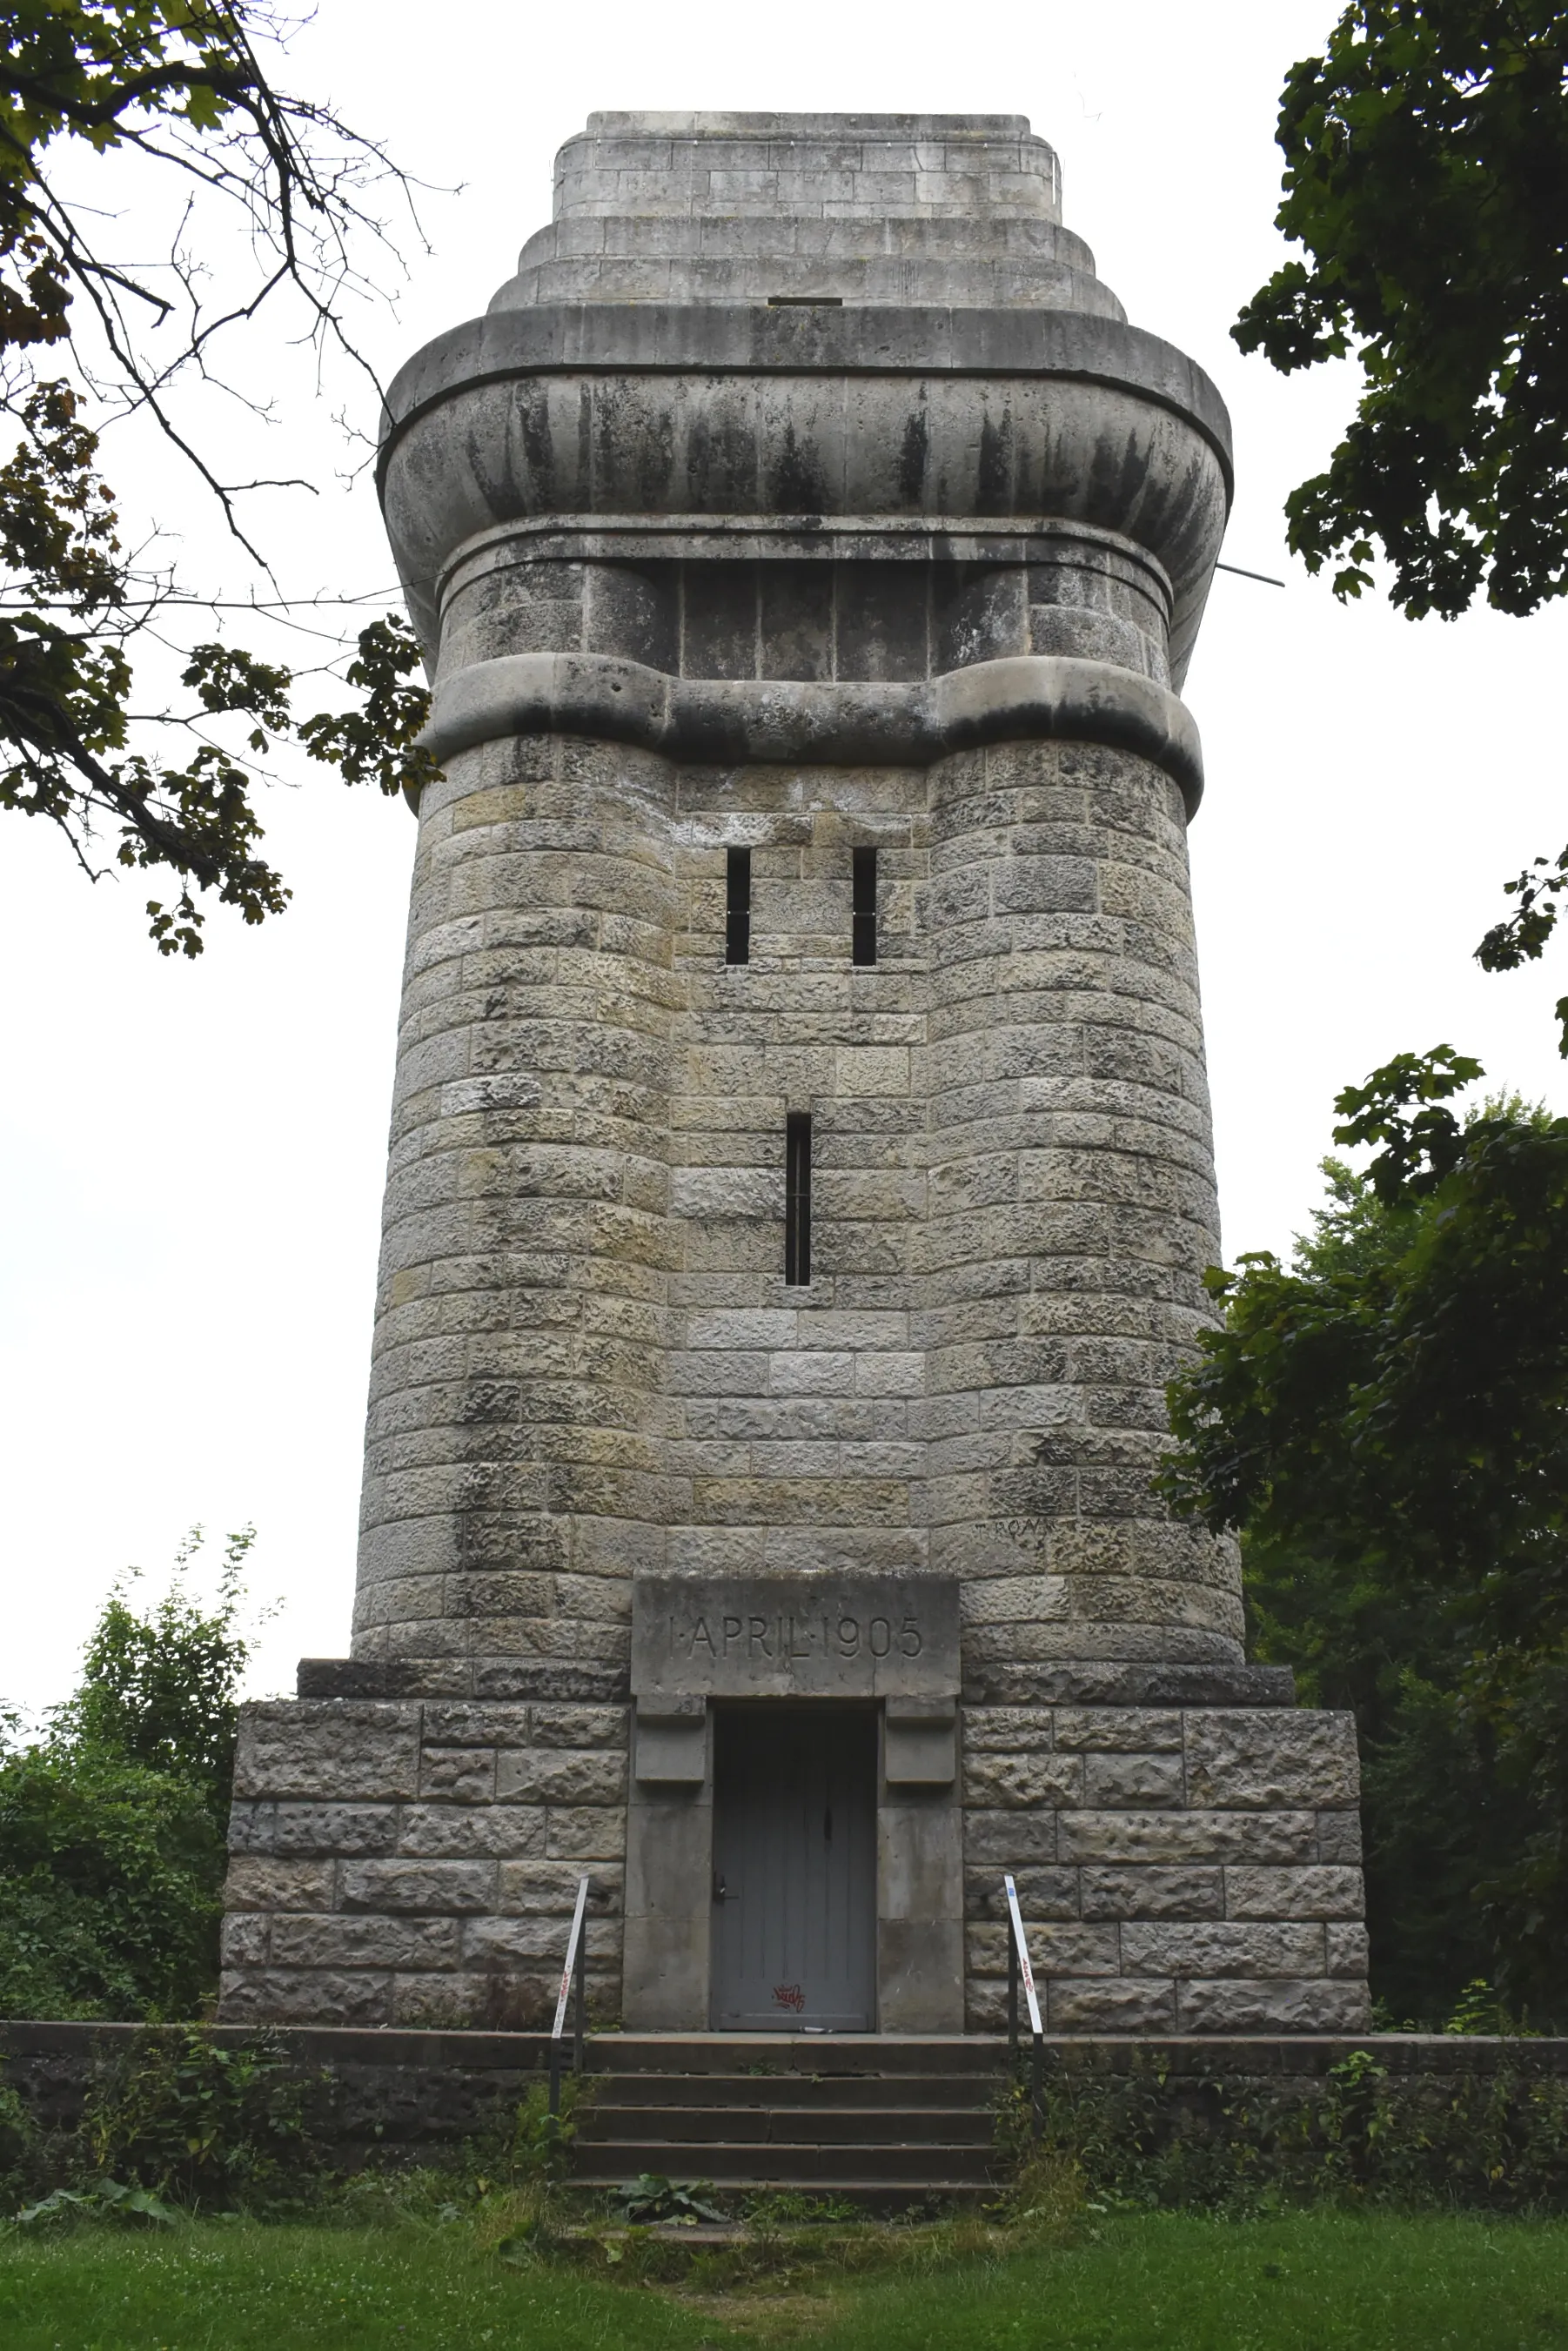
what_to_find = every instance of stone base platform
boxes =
[218,1664,1369,2034]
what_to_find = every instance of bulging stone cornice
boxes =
[420,646,1205,811]
[379,305,1231,690]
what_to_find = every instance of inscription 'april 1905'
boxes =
[631,1573,961,1702]
[677,1611,923,1665]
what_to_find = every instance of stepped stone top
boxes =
[489,110,1123,318]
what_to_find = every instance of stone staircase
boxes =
[572,2034,1011,2211]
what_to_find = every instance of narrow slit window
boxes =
[785,1112,812,1287]
[726,847,751,966]
[852,846,878,966]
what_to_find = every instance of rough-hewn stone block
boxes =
[339,1860,494,1913]
[1183,1712,1359,1810]
[1057,1810,1317,1865]
[1080,1866,1223,1921]
[1054,1708,1183,1752]
[496,1749,627,1805]
[1082,1752,1184,1808]
[233,1703,419,1803]
[223,1858,335,1913]
[1122,1920,1325,1979]
[962,1751,1082,1808]
[1225,1867,1364,1921]
[1175,1978,1372,2033]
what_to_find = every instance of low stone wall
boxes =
[6,2023,1567,2179]
[0,2021,552,2173]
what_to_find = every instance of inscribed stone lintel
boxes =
[632,1572,961,1705]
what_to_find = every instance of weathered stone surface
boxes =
[233,1703,419,1803]
[962,1751,1083,1809]
[1183,1712,1360,1810]
[1121,1921,1326,1979]
[268,1916,459,1970]
[1327,1923,1371,1979]
[1176,1978,1373,2034]
[1057,1810,1318,1865]
[419,1748,497,1802]
[227,1803,397,1857]
[1080,1867,1223,1921]
[1316,1811,1364,1865]
[224,1858,336,1912]
[495,1749,627,1806]
[1225,1867,1364,1921]
[1055,1709,1183,1752]
[965,1866,1080,1920]
[339,1861,494,1914]
[1082,1752,1184,1808]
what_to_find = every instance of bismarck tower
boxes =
[223,116,1370,2036]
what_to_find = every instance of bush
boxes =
[78,2027,322,2213]
[998,2049,1568,2214]
[0,1526,261,2023]
[0,1745,224,2020]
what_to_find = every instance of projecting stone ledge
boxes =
[419,651,1206,812]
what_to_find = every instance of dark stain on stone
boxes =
[897,406,929,504]
[771,422,828,514]
[976,406,1014,514]
[517,383,554,504]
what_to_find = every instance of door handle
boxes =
[713,1870,738,1902]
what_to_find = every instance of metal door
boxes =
[710,1705,876,2030]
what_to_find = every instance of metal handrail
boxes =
[1003,1871,1044,2140]
[547,1873,591,2117]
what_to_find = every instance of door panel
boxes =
[711,1706,876,2031]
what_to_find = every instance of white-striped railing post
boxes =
[1004,1871,1044,2140]
[548,1873,591,2119]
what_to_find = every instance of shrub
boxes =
[0,1745,224,2020]
[998,2050,1568,2214]
[78,2027,323,2213]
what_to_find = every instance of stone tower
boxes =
[222,115,1370,2036]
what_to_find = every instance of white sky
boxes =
[3,0,1565,1715]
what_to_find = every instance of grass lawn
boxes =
[3,2209,1568,2348]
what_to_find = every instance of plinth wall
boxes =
[222,1686,1366,2033]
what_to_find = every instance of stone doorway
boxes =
[710,1705,877,2031]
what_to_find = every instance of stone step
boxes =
[573,2139,998,2185]
[586,2071,997,2108]
[578,2102,996,2147]
[581,2033,1011,2077]
[589,2180,995,2214]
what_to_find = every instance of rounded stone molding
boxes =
[419,647,1206,813]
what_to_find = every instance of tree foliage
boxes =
[0,3,438,952]
[0,1526,258,2020]
[1235,0,1568,617]
[55,1524,258,1809]
[1157,1064,1568,2018]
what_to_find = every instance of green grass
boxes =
[0,2223,715,2351]
[4,2210,1568,2348]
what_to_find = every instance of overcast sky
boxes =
[3,0,1565,1714]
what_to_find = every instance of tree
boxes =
[0,3,437,954]
[55,1524,259,1810]
[1157,1058,1568,2019]
[1236,0,1568,618]
[0,1526,259,2019]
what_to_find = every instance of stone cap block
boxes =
[633,1571,959,1702]
[967,1662,1297,1709]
